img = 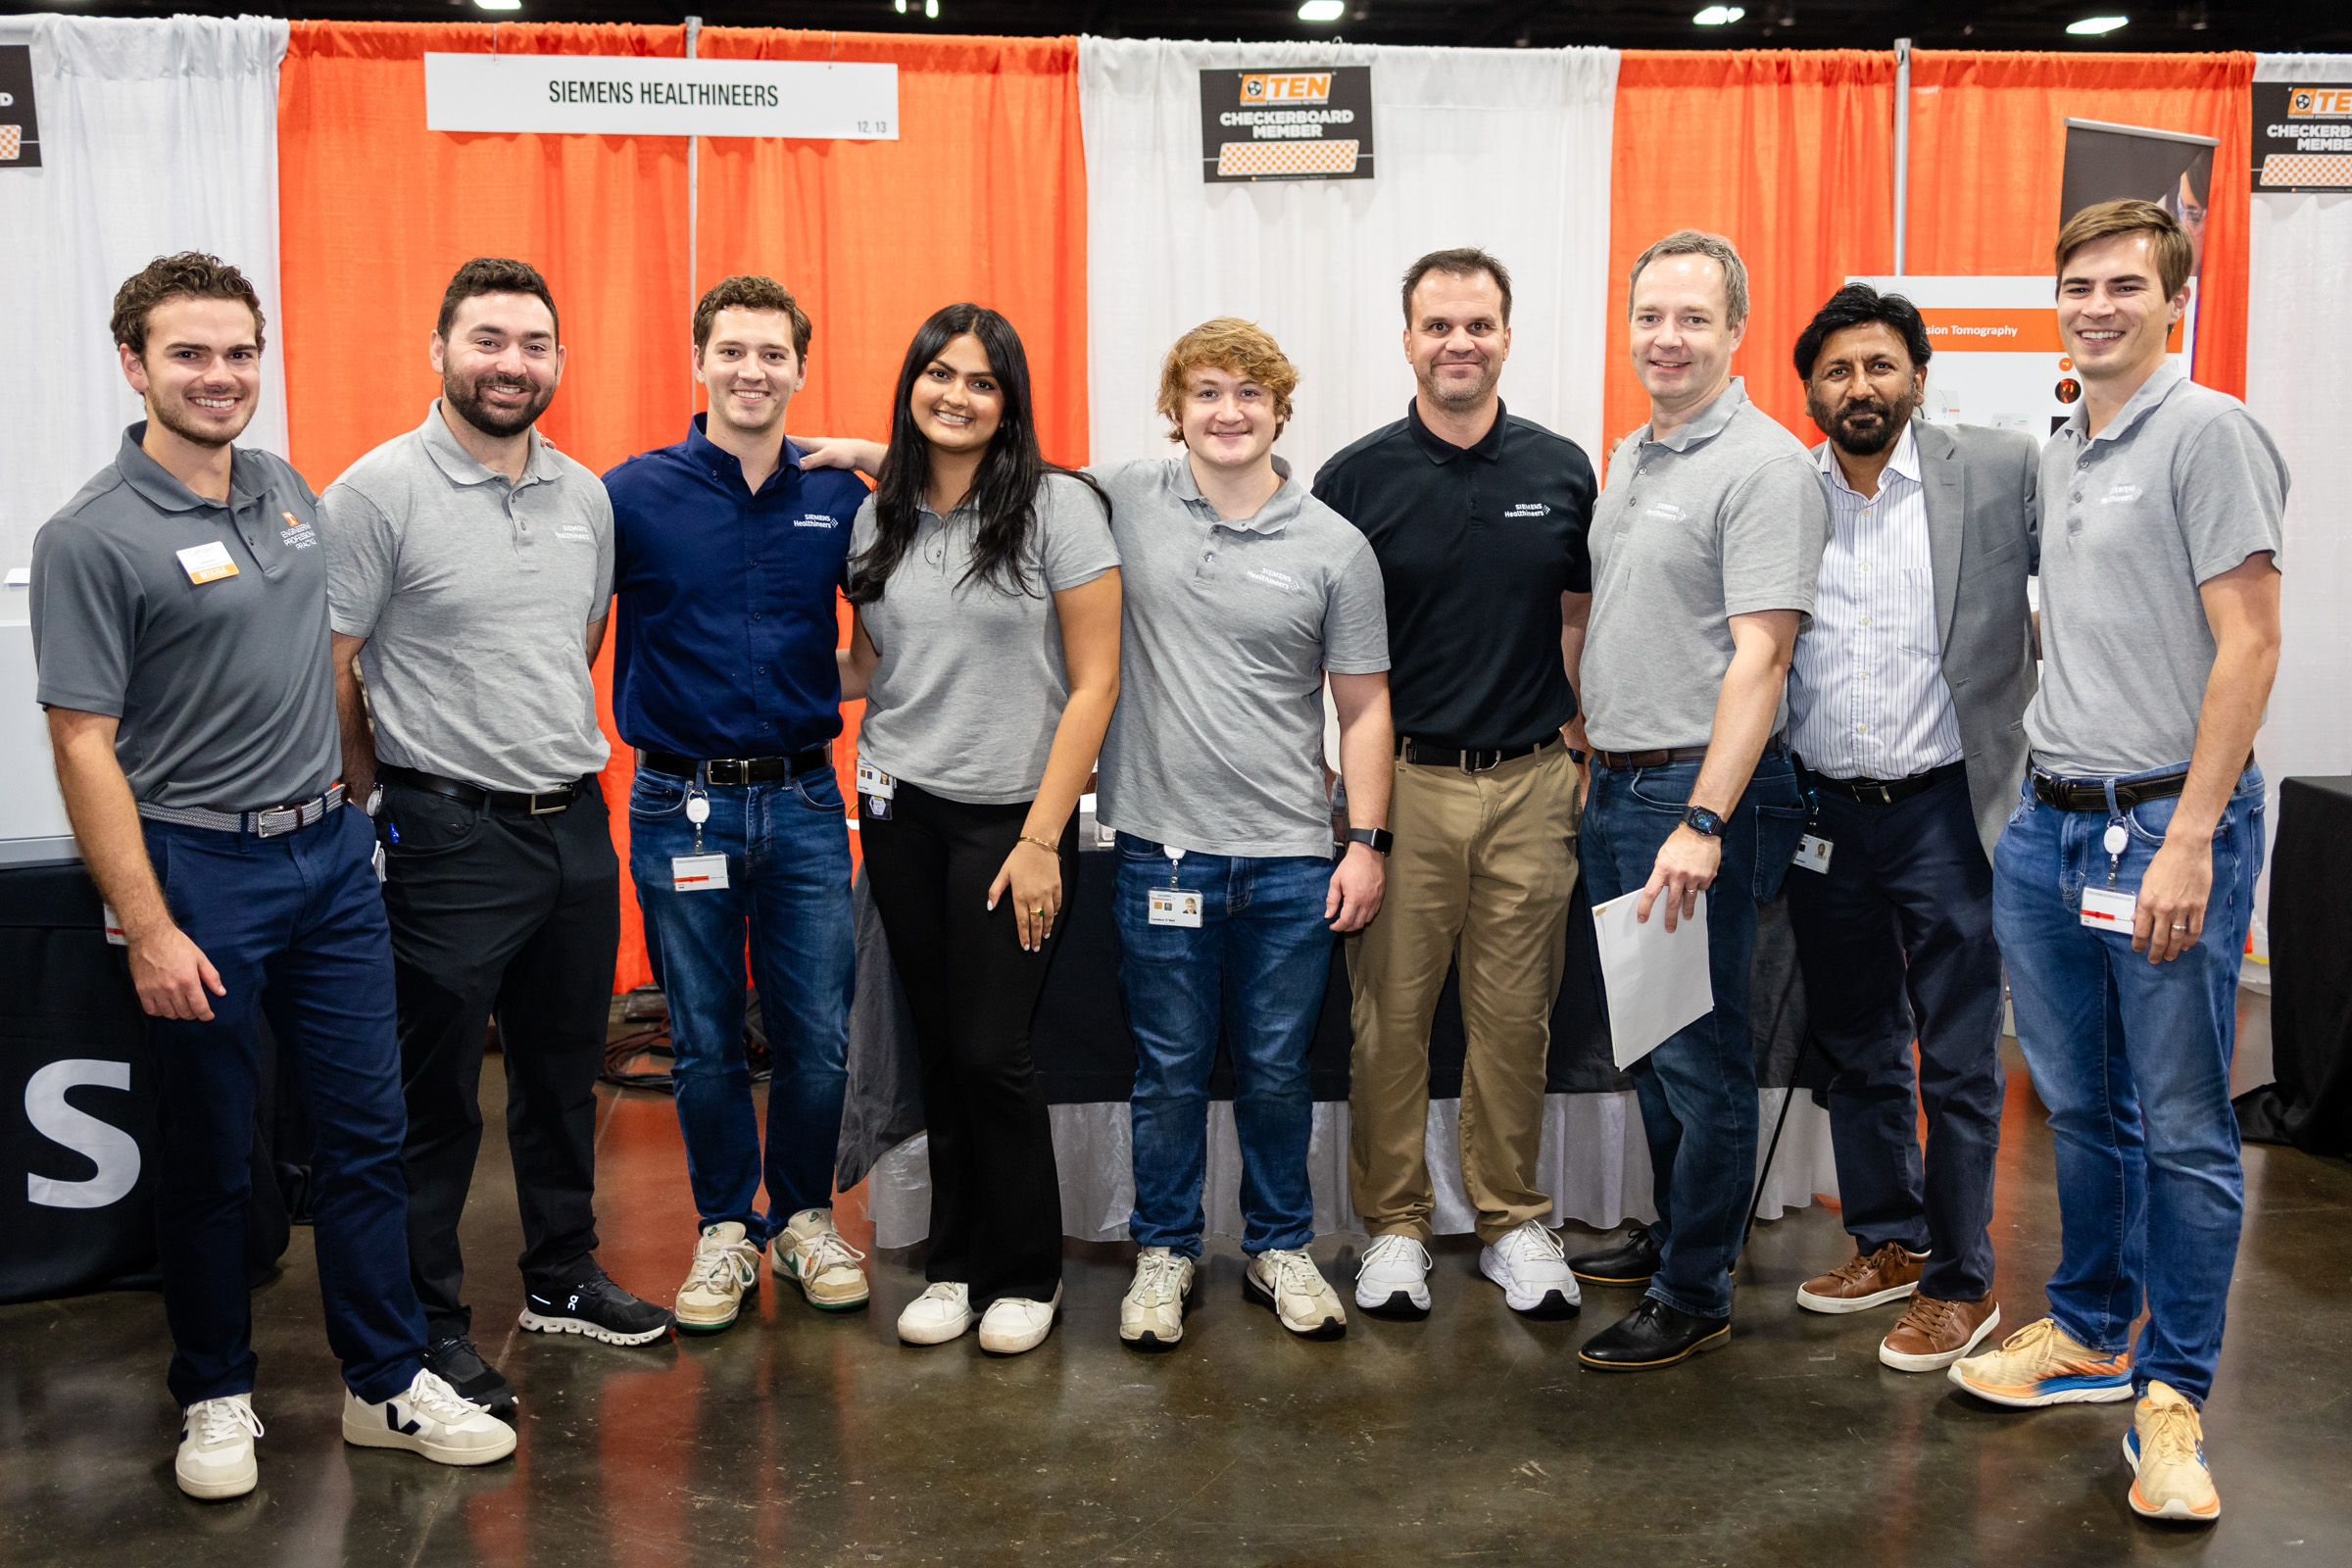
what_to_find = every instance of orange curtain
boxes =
[693,28,1091,851]
[1905,51,2254,397]
[1606,51,1898,449]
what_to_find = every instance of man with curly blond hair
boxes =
[1089,318,1395,1347]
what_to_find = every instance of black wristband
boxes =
[1347,827,1394,856]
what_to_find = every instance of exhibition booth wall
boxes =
[1,19,2343,979]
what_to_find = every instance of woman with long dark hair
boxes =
[836,304,1120,1355]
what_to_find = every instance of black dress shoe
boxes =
[1576,1296,1731,1371]
[1567,1222,1661,1287]
[424,1331,516,1420]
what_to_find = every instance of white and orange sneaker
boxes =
[1948,1316,2134,1407]
[2125,1381,2221,1523]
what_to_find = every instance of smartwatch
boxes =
[1681,805,1726,839]
[1347,827,1395,856]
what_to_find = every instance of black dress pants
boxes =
[1784,767,2005,1302]
[858,781,1071,1307]
[375,774,620,1337]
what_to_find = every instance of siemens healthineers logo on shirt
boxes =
[795,514,840,529]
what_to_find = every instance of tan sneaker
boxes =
[773,1208,870,1310]
[1246,1249,1347,1340]
[1948,1315,2134,1406]
[1119,1248,1196,1348]
[675,1222,761,1333]
[1879,1294,2000,1372]
[2126,1381,2220,1523]
[1795,1240,1926,1314]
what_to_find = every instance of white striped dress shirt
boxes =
[1787,423,1965,780]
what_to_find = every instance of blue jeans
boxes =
[1579,753,1808,1319]
[143,804,425,1406]
[1993,762,2264,1404]
[629,764,855,1245]
[1113,834,1335,1258]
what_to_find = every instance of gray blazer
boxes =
[1914,416,2040,862]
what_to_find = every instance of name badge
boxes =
[101,903,127,947]
[1793,834,1834,874]
[175,541,239,585]
[1148,888,1203,928]
[672,853,730,892]
[2081,884,2136,932]
[856,759,895,800]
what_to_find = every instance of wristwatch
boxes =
[1681,805,1726,839]
[1347,827,1395,856]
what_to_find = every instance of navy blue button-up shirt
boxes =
[603,416,870,757]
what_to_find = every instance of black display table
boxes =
[2236,776,2352,1156]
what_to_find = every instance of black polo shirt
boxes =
[1313,400,1595,751]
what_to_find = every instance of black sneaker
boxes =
[518,1261,674,1347]
[423,1331,517,1420]
[1567,1222,1662,1288]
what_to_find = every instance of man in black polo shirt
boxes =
[1314,247,1596,1321]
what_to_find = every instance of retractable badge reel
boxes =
[1147,846,1202,928]
[672,784,729,893]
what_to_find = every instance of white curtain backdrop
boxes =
[0,15,288,578]
[2247,54,2352,950]
[1078,39,1617,477]
[862,1092,1838,1250]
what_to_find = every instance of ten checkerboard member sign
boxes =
[1780,283,2040,1375]
[1312,249,1596,1324]
[1950,200,2286,1527]
[321,258,673,1419]
[29,254,514,1501]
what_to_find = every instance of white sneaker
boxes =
[1247,1249,1348,1339]
[1355,1232,1433,1317]
[978,1284,1063,1355]
[1119,1248,1196,1348]
[675,1222,761,1333]
[342,1369,517,1466]
[897,1282,974,1346]
[773,1207,870,1310]
[175,1394,263,1500]
[1480,1220,1582,1318]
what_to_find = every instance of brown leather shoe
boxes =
[1794,1241,1926,1314]
[1879,1293,2000,1372]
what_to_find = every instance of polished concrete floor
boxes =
[4,1006,2348,1568]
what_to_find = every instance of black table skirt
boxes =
[2236,776,2352,1156]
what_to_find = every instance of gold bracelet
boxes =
[1016,833,1059,857]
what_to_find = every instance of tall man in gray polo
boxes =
[322,258,670,1419]
[32,253,511,1498]
[1953,201,2284,1527]
[1092,318,1393,1348]
[1781,283,2038,1377]
[1568,230,1828,1372]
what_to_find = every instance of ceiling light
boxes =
[1298,0,1347,20]
[925,0,937,14]
[2066,15,2129,33]
[1693,5,1745,23]
[473,0,521,10]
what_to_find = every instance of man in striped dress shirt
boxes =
[1781,283,2039,1376]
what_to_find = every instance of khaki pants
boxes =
[1347,743,1580,1245]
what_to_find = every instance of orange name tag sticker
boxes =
[175,541,239,585]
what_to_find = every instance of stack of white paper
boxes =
[1591,889,1714,1068]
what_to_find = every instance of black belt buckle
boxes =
[527,786,573,816]
[1862,779,1896,807]
[1460,748,1503,775]
[707,759,750,787]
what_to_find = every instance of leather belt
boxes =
[643,749,831,786]
[1397,735,1559,774]
[378,764,582,816]
[1592,745,1709,770]
[1804,760,1967,808]
[2029,753,2253,813]
[137,783,347,839]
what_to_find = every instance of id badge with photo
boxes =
[1792,834,1834,874]
[672,853,730,893]
[1147,888,1203,928]
[2080,884,2136,932]
[857,757,895,820]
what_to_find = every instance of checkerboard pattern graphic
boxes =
[0,125,21,162]
[1216,139,1359,178]
[2261,153,2352,188]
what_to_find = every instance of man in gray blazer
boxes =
[1779,283,2037,1376]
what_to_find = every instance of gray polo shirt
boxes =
[1091,455,1389,858]
[2028,362,2286,778]
[1581,377,1828,753]
[30,425,340,811]
[852,472,1119,805]
[320,402,614,793]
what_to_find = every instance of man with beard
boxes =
[1780,283,2037,1376]
[322,257,670,1418]
[32,253,514,1496]
[1314,248,1595,1322]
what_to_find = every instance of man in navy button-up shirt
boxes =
[603,276,872,1334]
